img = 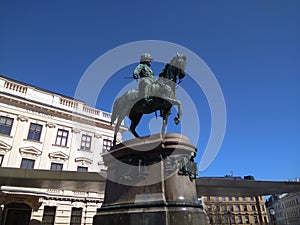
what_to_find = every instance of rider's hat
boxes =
[140,53,153,63]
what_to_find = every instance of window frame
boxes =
[27,123,43,141]
[0,116,13,136]
[245,215,250,224]
[237,215,242,224]
[80,134,92,151]
[50,162,63,171]
[70,207,83,225]
[253,215,258,223]
[0,154,4,166]
[20,158,35,169]
[77,166,88,172]
[102,139,112,153]
[42,206,56,225]
[55,129,69,147]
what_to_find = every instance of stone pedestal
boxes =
[93,133,207,225]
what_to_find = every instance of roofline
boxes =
[0,74,84,103]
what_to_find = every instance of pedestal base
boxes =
[94,205,207,225]
[93,134,208,225]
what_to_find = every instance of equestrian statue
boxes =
[110,53,187,146]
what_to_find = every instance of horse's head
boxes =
[159,53,187,82]
[170,53,186,80]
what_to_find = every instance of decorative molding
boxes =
[19,146,42,159]
[49,151,69,163]
[97,161,105,166]
[72,127,81,134]
[0,140,12,153]
[2,194,42,211]
[75,157,93,166]
[94,133,102,139]
[46,122,56,128]
[17,115,29,122]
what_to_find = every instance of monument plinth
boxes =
[93,133,207,225]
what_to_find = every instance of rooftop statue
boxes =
[111,53,187,145]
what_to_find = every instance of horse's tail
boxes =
[110,96,121,125]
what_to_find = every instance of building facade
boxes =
[202,177,269,225]
[0,75,124,225]
[266,183,300,225]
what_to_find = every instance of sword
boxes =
[123,76,138,79]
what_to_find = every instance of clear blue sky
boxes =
[0,1,299,181]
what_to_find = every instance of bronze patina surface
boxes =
[93,133,207,225]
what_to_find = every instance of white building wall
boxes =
[0,75,124,225]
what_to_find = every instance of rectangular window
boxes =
[27,123,42,141]
[229,205,234,212]
[0,116,13,136]
[253,215,258,223]
[55,129,69,146]
[0,154,4,166]
[222,196,226,201]
[80,134,92,151]
[20,158,35,169]
[231,216,236,224]
[70,207,82,225]
[245,215,250,224]
[77,166,88,172]
[242,196,246,201]
[207,205,212,212]
[243,205,247,211]
[214,196,219,201]
[228,196,232,201]
[42,206,56,225]
[236,205,241,212]
[235,197,239,201]
[50,163,63,171]
[252,205,256,211]
[103,139,112,153]
[222,205,227,212]
[237,215,242,224]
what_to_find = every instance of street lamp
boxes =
[269,208,276,225]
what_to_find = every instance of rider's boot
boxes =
[144,86,153,104]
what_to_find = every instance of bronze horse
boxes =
[110,54,187,145]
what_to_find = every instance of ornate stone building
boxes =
[0,75,124,225]
[202,177,269,225]
[266,179,300,225]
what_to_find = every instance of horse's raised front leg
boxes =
[174,101,182,125]
[165,98,182,125]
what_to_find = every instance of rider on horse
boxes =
[133,53,154,104]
